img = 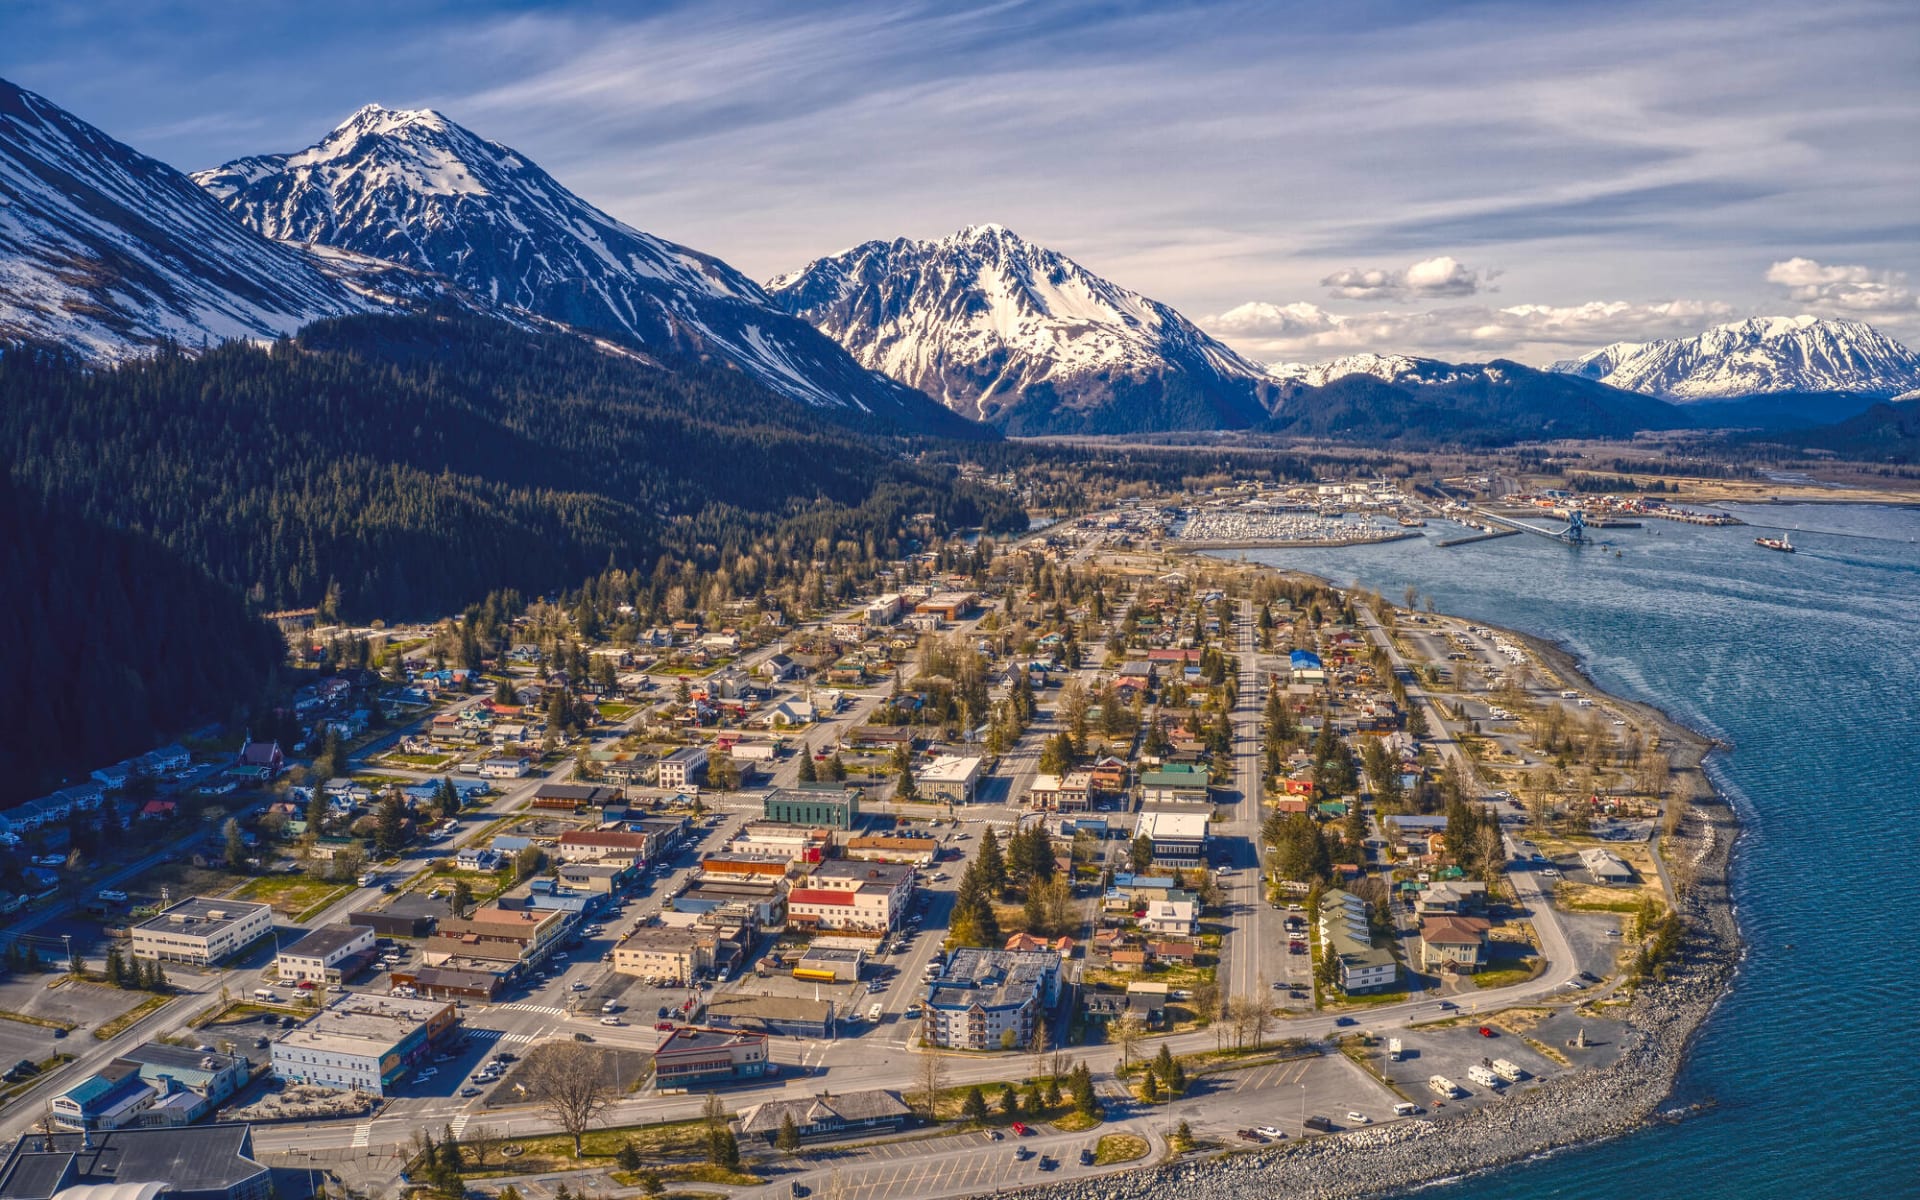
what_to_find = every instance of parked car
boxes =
[1346,1111,1372,1125]
[1478,1026,1496,1038]
[1011,1121,1030,1137]
[1079,1147,1095,1165]
[1255,1125,1285,1138]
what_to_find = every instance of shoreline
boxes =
[1020,561,1743,1200]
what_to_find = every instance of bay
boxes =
[1225,502,1920,1198]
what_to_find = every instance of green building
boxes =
[764,784,860,830]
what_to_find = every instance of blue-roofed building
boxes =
[1288,650,1326,683]
[49,1071,154,1131]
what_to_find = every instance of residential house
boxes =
[1418,915,1492,973]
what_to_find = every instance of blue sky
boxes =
[5,0,1917,363]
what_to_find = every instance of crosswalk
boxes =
[467,1027,540,1044]
[497,1002,566,1016]
[351,1122,373,1148]
[449,1114,471,1139]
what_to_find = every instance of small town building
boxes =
[613,927,712,984]
[656,746,709,788]
[923,949,1060,1051]
[737,1089,914,1144]
[130,898,273,967]
[763,785,859,830]
[915,755,983,804]
[704,993,836,1039]
[274,923,375,984]
[0,1125,272,1200]
[651,1027,771,1088]
[270,994,458,1096]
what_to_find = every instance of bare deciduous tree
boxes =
[917,1046,946,1120]
[522,1040,614,1157]
[1114,1010,1146,1068]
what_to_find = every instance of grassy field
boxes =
[466,1119,713,1177]
[234,874,352,919]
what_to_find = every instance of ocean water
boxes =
[1231,502,1920,1198]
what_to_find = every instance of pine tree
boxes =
[998,1082,1019,1116]
[797,743,817,783]
[961,1085,989,1123]
[775,1112,801,1152]
[976,826,1009,897]
[616,1142,642,1172]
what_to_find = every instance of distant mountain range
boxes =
[5,75,1920,447]
[767,224,1275,433]
[1550,315,1920,401]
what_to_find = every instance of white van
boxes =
[253,989,280,1002]
[867,1002,884,1022]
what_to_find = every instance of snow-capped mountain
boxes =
[0,78,367,361]
[1265,353,1470,391]
[195,106,967,434]
[767,224,1276,433]
[1553,315,1920,400]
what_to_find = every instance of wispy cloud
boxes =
[1,0,1916,361]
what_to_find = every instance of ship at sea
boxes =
[1755,532,1795,552]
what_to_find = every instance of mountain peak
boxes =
[192,110,975,433]
[333,103,453,135]
[1554,314,1920,400]
[767,229,1274,432]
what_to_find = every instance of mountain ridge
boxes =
[768,224,1277,433]
[193,104,979,437]
[1550,315,1920,401]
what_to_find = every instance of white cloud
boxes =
[1206,297,1735,364]
[1320,255,1488,300]
[1764,257,1915,312]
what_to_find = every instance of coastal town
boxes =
[0,469,1740,1200]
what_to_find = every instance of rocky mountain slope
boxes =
[0,78,367,361]
[767,224,1276,433]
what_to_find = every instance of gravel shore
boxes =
[1013,607,1743,1200]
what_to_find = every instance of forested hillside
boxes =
[1,313,1022,620]
[0,476,285,804]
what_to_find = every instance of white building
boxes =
[480,756,532,778]
[270,994,456,1096]
[916,756,983,804]
[130,898,273,966]
[275,923,374,984]
[657,746,709,788]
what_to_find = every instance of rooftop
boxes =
[653,1027,765,1059]
[0,1125,265,1200]
[132,897,270,939]
[1136,811,1211,840]
[279,923,368,960]
[928,948,1057,1013]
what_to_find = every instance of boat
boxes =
[1755,532,1795,553]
